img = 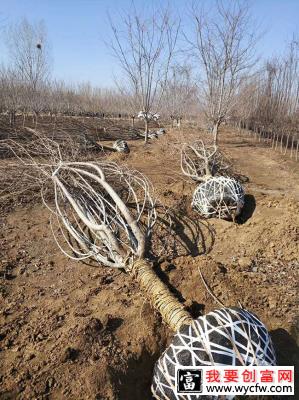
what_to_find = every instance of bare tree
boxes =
[5,18,51,125]
[162,64,197,127]
[0,67,24,127]
[108,5,180,142]
[6,18,51,90]
[232,37,299,159]
[187,0,259,145]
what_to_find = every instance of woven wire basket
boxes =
[192,176,245,219]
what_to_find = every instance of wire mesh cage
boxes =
[113,139,130,153]
[152,307,276,400]
[156,128,166,136]
[192,176,245,219]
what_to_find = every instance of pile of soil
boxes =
[0,123,298,399]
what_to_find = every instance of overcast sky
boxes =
[0,0,298,87]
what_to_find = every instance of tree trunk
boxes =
[131,117,135,127]
[273,132,276,149]
[275,132,279,150]
[127,259,192,331]
[212,121,220,146]
[254,125,258,141]
[53,114,57,134]
[9,111,16,128]
[284,134,290,155]
[290,135,294,159]
[144,119,149,144]
[280,133,284,152]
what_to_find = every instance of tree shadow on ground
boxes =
[109,346,158,400]
[270,327,299,399]
[270,327,299,367]
[148,207,216,262]
[226,139,269,149]
[237,194,256,224]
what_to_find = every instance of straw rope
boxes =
[127,259,193,331]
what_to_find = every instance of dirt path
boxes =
[223,130,299,199]
[0,125,298,399]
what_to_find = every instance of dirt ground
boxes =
[0,122,298,399]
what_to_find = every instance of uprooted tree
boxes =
[181,140,245,219]
[0,133,276,398]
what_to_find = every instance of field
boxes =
[0,118,298,399]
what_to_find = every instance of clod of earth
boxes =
[152,307,276,400]
[192,176,245,220]
[181,140,245,220]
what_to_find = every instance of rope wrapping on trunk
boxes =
[127,259,193,332]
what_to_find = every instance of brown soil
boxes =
[0,123,298,399]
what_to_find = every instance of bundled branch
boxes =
[137,111,160,122]
[0,134,67,211]
[4,126,130,159]
[181,140,218,181]
[181,140,245,219]
[98,139,130,154]
[43,162,155,268]
[4,127,105,160]
[0,125,133,215]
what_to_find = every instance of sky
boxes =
[0,0,298,88]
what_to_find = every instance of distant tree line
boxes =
[0,3,298,155]
[0,17,199,131]
[231,37,299,159]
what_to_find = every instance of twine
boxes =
[152,307,277,400]
[192,176,245,219]
[127,259,193,331]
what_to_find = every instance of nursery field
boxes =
[0,120,298,399]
